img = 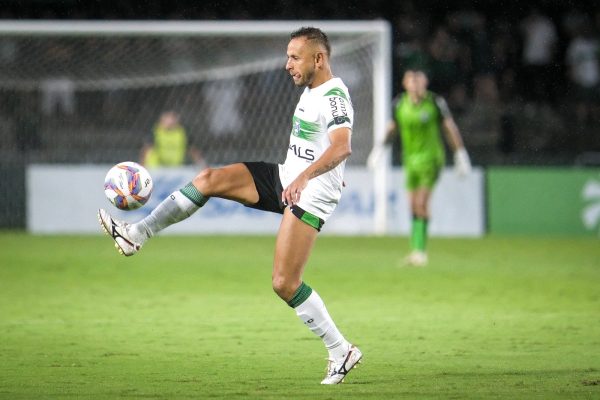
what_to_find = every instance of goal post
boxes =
[0,20,392,233]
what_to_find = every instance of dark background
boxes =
[1,0,599,228]
[3,0,598,159]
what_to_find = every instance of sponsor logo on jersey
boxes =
[328,96,350,128]
[289,143,315,161]
[291,116,319,141]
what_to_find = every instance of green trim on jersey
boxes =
[301,211,321,229]
[324,87,348,101]
[291,206,324,231]
[292,116,320,142]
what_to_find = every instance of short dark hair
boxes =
[290,27,331,56]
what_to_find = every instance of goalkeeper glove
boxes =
[453,148,472,177]
[367,143,387,170]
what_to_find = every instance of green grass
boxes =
[0,232,599,399]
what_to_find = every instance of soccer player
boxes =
[98,27,362,385]
[368,69,471,266]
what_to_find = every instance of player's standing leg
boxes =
[272,208,362,384]
[405,188,431,266]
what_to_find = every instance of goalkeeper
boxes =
[368,68,471,266]
[99,27,361,385]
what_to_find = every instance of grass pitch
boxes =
[0,232,599,399]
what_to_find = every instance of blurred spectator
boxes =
[202,78,243,138]
[141,110,206,168]
[490,18,520,103]
[41,78,75,116]
[40,41,76,116]
[427,26,463,98]
[519,7,559,105]
[392,0,432,88]
[565,22,600,125]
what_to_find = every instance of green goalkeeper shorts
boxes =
[405,163,441,191]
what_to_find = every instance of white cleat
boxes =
[403,250,428,267]
[321,345,363,385]
[97,208,142,257]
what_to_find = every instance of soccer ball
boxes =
[104,161,153,210]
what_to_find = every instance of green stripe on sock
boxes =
[179,182,208,207]
[287,282,313,308]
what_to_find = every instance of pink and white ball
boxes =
[104,161,153,210]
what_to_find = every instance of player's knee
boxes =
[271,274,295,301]
[192,168,216,192]
[412,201,427,218]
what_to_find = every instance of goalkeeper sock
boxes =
[410,216,428,252]
[133,182,208,239]
[291,283,350,359]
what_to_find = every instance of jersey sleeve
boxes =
[322,87,354,133]
[434,94,453,119]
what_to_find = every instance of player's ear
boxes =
[314,51,324,67]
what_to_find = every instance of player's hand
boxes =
[282,173,309,206]
[453,148,472,177]
[367,144,386,170]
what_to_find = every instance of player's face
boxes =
[403,70,428,97]
[160,112,178,129]
[286,37,317,88]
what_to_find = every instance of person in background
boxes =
[368,68,471,266]
[141,110,206,169]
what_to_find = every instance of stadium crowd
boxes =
[2,0,600,165]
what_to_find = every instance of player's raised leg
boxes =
[98,163,258,256]
[273,208,362,384]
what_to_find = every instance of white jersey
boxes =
[278,77,354,221]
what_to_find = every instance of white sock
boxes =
[130,190,200,240]
[295,291,350,360]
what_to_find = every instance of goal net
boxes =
[0,20,390,165]
[0,20,391,229]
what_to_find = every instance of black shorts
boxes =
[243,161,324,231]
[243,161,285,214]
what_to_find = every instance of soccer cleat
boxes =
[403,250,428,267]
[98,208,143,256]
[321,345,363,385]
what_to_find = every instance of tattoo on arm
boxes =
[309,155,345,179]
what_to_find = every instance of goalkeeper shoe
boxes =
[403,250,428,267]
[98,208,143,256]
[321,345,363,385]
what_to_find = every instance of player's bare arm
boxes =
[281,127,351,206]
[442,116,471,176]
[442,116,465,152]
[383,120,397,145]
